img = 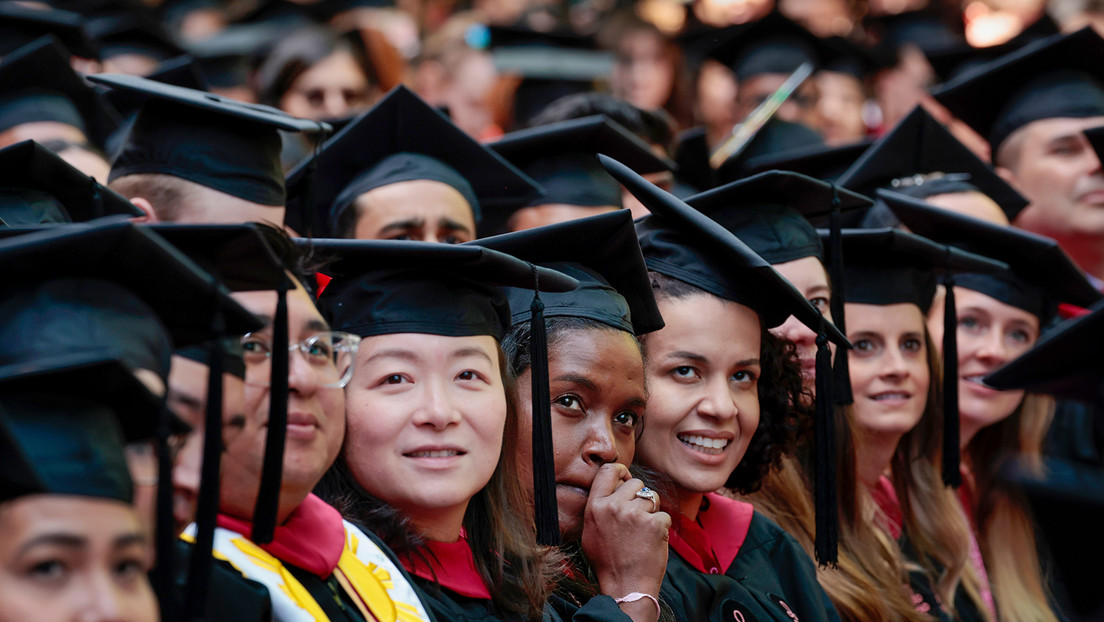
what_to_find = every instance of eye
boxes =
[456,370,486,383]
[305,337,335,361]
[732,370,757,384]
[27,560,66,582]
[809,296,830,312]
[671,365,698,380]
[553,394,582,411]
[241,335,272,361]
[1009,329,1033,345]
[852,339,873,352]
[382,374,407,385]
[613,411,640,428]
[958,316,983,332]
[387,233,414,241]
[114,557,147,581]
[902,338,923,352]
[441,235,463,245]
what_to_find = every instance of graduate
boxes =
[475,211,672,621]
[599,155,848,621]
[0,357,165,622]
[684,172,930,620]
[884,191,1103,622]
[830,228,1006,621]
[283,85,540,241]
[312,240,577,621]
[193,231,435,622]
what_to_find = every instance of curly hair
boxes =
[645,270,805,494]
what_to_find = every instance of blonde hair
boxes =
[966,393,1058,622]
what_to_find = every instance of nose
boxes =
[323,91,348,118]
[698,375,738,421]
[78,571,126,622]
[774,315,815,348]
[580,419,619,467]
[172,430,203,498]
[287,348,321,396]
[881,346,912,380]
[412,377,462,430]
[974,329,1010,364]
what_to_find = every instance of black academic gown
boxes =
[660,493,841,622]
[173,539,274,622]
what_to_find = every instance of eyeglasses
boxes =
[241,331,361,388]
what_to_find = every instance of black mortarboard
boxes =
[926,14,1060,84]
[0,356,165,504]
[0,36,120,149]
[820,35,885,81]
[103,55,209,118]
[314,240,578,341]
[468,210,661,547]
[933,28,1104,152]
[716,117,824,184]
[484,115,674,234]
[86,13,185,65]
[90,72,328,208]
[1084,125,1104,165]
[183,23,279,90]
[881,189,1102,323]
[864,9,965,63]
[828,227,1007,486]
[601,154,849,342]
[0,140,142,224]
[313,239,577,547]
[470,209,663,336]
[837,106,1028,221]
[284,85,542,238]
[985,299,1104,404]
[0,2,100,58]
[672,127,713,192]
[706,12,837,82]
[687,170,869,563]
[740,139,873,181]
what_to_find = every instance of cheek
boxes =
[343,389,398,453]
[468,389,508,451]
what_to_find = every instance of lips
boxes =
[556,481,591,498]
[403,446,466,459]
[870,391,911,401]
[677,433,731,455]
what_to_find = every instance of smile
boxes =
[871,392,910,401]
[404,449,464,458]
[677,434,730,455]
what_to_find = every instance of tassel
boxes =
[183,305,225,619]
[91,177,104,219]
[151,401,179,622]
[252,279,291,542]
[301,121,328,237]
[529,266,560,546]
[941,274,962,488]
[813,325,839,566]
[827,186,852,405]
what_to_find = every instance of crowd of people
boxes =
[2,0,1104,621]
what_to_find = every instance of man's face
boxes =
[352,180,476,244]
[1000,116,1104,241]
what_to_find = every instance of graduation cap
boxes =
[102,55,210,118]
[485,115,674,234]
[933,27,1104,152]
[86,13,185,65]
[827,227,1007,486]
[0,356,165,504]
[820,35,885,82]
[863,9,965,63]
[0,140,142,225]
[740,139,873,181]
[926,14,1060,84]
[0,36,120,149]
[716,117,824,184]
[468,210,661,545]
[685,170,869,563]
[1084,125,1104,164]
[706,12,838,82]
[284,85,542,239]
[880,188,1103,323]
[984,299,1104,404]
[312,239,577,546]
[0,2,100,58]
[837,106,1028,222]
[183,23,279,90]
[89,72,327,209]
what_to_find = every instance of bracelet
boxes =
[614,592,661,619]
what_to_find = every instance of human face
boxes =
[816,71,866,146]
[845,303,929,439]
[279,49,374,121]
[343,333,506,540]
[770,256,832,394]
[611,30,675,111]
[927,288,1036,448]
[352,180,476,243]
[222,281,346,518]
[1001,116,1104,242]
[507,204,618,232]
[923,191,1009,226]
[165,355,247,535]
[0,495,157,622]
[637,295,762,501]
[514,328,646,541]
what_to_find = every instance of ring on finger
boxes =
[635,486,659,513]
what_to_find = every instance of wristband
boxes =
[614,592,661,619]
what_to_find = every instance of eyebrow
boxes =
[379,218,426,234]
[666,351,708,363]
[552,373,598,392]
[451,347,493,364]
[437,217,472,234]
[167,388,203,412]
[735,359,761,367]
[17,534,86,555]
[364,348,419,364]
[252,316,330,334]
[113,532,148,549]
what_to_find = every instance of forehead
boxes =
[357,180,475,225]
[953,287,1040,326]
[652,294,761,356]
[771,255,829,290]
[230,278,326,333]
[1024,115,1104,143]
[845,302,925,333]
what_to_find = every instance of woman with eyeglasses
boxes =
[201,233,433,622]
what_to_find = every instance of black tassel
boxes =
[827,186,852,405]
[301,121,328,237]
[813,326,839,566]
[183,306,225,619]
[252,280,290,542]
[941,274,962,488]
[529,267,560,547]
[91,177,104,218]
[151,401,179,622]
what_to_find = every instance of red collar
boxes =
[401,533,492,600]
[217,493,346,579]
[869,475,903,539]
[669,493,755,574]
